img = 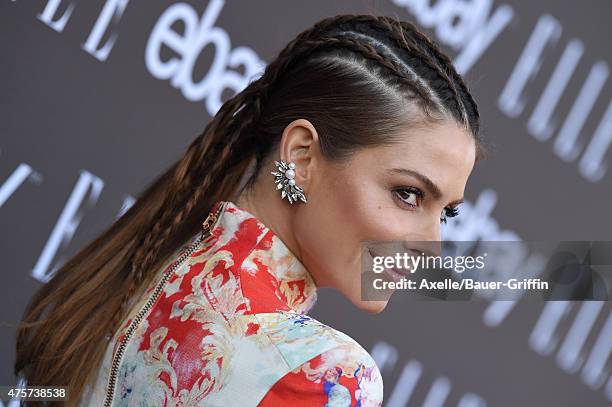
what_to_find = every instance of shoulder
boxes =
[252,312,371,368]
[254,312,384,406]
[180,311,383,406]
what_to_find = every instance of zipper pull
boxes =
[201,203,223,239]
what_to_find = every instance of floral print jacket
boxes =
[79,200,384,406]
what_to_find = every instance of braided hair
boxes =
[15,13,485,405]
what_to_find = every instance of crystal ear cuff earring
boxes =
[271,159,307,204]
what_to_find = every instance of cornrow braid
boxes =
[109,81,266,331]
[332,29,445,113]
[309,36,438,104]
[314,14,474,136]
[385,17,470,127]
[396,18,481,136]
[369,16,471,132]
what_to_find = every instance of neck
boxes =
[235,180,305,270]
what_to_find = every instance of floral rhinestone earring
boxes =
[271,159,307,204]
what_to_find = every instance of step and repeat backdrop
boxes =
[1,0,611,406]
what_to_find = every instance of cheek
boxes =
[292,172,372,284]
[295,170,411,284]
[331,172,413,242]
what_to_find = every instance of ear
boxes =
[278,119,320,188]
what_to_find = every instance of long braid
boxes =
[109,88,258,333]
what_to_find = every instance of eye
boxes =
[393,187,424,208]
[440,206,460,224]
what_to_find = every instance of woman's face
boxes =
[292,118,477,313]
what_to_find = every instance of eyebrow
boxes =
[387,167,464,206]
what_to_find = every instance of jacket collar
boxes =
[207,200,318,315]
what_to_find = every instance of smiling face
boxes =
[290,118,477,313]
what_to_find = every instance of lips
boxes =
[367,247,413,282]
[383,265,408,283]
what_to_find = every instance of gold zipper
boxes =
[102,202,225,406]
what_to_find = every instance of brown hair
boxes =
[14,14,485,404]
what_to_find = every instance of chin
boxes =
[353,298,389,314]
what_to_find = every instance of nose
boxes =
[422,225,441,257]
[402,216,442,257]
[420,215,441,243]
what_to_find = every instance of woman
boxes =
[15,13,485,406]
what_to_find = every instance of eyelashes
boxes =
[441,206,460,224]
[394,186,423,207]
[393,187,461,224]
